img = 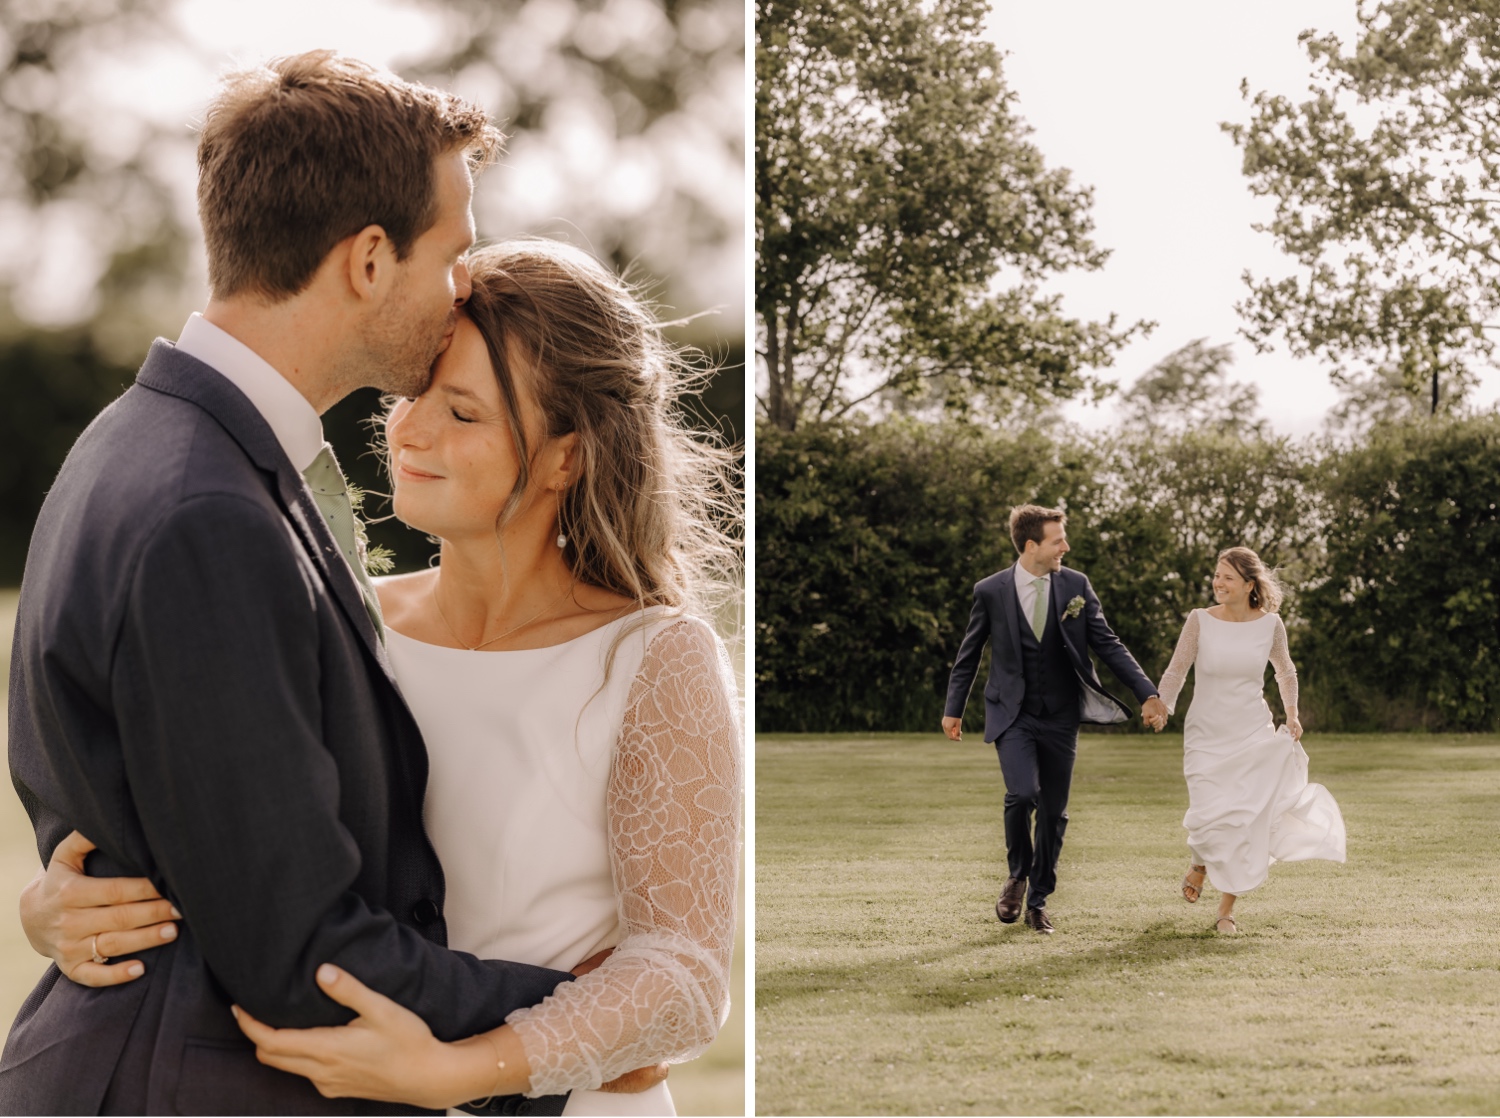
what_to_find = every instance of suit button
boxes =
[412,899,440,925]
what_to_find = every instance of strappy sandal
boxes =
[1182,865,1206,903]
[1215,916,1237,935]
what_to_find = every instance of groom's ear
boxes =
[342,224,396,302]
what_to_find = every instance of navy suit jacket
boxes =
[944,564,1158,743]
[3,341,570,1115]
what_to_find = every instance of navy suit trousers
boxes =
[993,712,1079,909]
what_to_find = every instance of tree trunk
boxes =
[764,291,801,432]
[765,311,786,430]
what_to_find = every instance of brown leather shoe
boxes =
[994,877,1027,923]
[1024,906,1054,934]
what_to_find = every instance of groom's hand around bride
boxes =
[941,716,963,741]
[235,962,669,1105]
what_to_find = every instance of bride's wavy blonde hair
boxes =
[1217,546,1284,613]
[450,239,741,656]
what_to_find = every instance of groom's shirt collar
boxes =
[1013,559,1051,615]
[1013,559,1051,586]
[175,313,324,473]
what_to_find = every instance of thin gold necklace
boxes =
[431,576,578,651]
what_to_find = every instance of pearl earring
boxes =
[556,532,567,549]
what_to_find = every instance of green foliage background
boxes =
[755,415,1500,734]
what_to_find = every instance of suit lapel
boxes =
[997,566,1023,665]
[278,473,396,678]
[135,341,397,683]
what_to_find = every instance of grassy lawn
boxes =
[0,589,743,1115]
[755,732,1500,1116]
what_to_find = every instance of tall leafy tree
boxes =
[1118,339,1267,437]
[1226,0,1500,414]
[755,0,1144,431]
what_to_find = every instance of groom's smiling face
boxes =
[1024,522,1070,574]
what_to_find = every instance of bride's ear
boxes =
[539,432,580,493]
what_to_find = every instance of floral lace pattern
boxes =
[1157,609,1299,717]
[506,618,741,1096]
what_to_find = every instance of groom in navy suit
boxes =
[942,504,1167,933]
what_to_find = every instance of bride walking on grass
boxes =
[1149,547,1346,934]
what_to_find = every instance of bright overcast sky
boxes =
[986,0,1500,437]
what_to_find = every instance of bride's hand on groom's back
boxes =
[19,829,180,987]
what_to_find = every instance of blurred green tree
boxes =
[0,0,193,354]
[404,0,742,311]
[0,330,136,577]
[755,0,1147,431]
[1225,0,1500,415]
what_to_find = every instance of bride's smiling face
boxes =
[385,315,560,541]
[1212,560,1251,607]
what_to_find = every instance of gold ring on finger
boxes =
[91,935,108,965]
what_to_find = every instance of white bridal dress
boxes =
[1157,610,1345,896]
[385,608,741,1116]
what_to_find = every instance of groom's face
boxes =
[363,152,478,397]
[1027,522,1070,572]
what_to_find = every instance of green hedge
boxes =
[1297,418,1500,731]
[755,416,1500,734]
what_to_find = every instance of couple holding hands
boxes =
[942,504,1345,937]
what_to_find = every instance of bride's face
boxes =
[385,315,558,542]
[1212,561,1251,606]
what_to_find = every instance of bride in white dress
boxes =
[1152,547,1345,935]
[16,241,740,1114]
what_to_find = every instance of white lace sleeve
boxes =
[1156,610,1200,716]
[506,617,742,1096]
[1269,614,1299,719]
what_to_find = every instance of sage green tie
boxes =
[1030,576,1049,640]
[303,444,385,640]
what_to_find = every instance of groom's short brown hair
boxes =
[1009,504,1066,554]
[197,50,503,301]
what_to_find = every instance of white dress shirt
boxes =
[1014,560,1051,630]
[174,313,324,473]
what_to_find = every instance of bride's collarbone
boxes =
[1203,605,1269,623]
[377,569,640,649]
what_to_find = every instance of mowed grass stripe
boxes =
[755,734,1500,1116]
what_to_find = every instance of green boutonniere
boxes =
[1063,595,1085,621]
[346,484,396,577]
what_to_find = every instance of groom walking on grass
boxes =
[942,504,1166,934]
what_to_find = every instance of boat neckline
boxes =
[1198,607,1275,625]
[384,604,671,654]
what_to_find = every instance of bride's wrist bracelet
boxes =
[462,1033,511,1109]
[485,1032,511,1101]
